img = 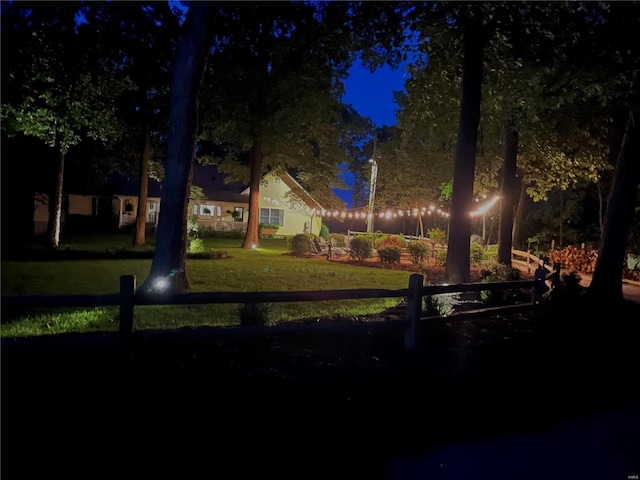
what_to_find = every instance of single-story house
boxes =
[34,164,324,236]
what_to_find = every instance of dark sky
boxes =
[336,60,408,208]
[342,59,408,128]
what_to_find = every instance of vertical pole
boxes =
[119,275,136,336]
[404,274,424,350]
[551,261,561,290]
[532,267,548,304]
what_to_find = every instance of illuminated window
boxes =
[260,208,284,225]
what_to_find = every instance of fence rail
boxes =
[2,266,559,350]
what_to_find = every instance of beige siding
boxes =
[67,195,93,215]
[189,200,249,231]
[257,173,321,236]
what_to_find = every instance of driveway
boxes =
[578,272,640,303]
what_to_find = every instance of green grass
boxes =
[1,233,412,337]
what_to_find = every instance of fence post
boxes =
[551,262,561,289]
[532,267,548,304]
[119,275,136,337]
[404,274,424,350]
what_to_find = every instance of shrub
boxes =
[470,242,486,264]
[290,233,314,255]
[188,238,206,253]
[328,233,346,247]
[485,244,498,261]
[408,241,430,265]
[377,245,402,264]
[477,260,522,305]
[187,215,200,239]
[238,302,274,327]
[376,235,407,249]
[427,228,447,244]
[434,249,447,267]
[319,224,330,241]
[478,260,521,282]
[349,236,373,261]
[423,292,455,316]
[186,249,229,259]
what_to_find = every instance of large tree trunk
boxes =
[134,125,151,247]
[512,181,527,249]
[445,17,484,284]
[242,139,263,249]
[48,149,65,249]
[497,119,518,265]
[141,3,215,294]
[588,108,640,302]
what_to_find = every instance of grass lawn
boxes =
[1,233,413,337]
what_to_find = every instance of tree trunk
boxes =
[512,181,527,249]
[141,2,215,294]
[497,120,518,265]
[48,149,65,249]
[242,138,263,249]
[134,125,151,247]
[445,17,484,284]
[588,108,640,302]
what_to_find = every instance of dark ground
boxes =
[2,295,640,480]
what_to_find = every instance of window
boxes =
[260,208,284,225]
[233,206,244,222]
[193,204,220,216]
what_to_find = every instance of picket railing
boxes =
[2,263,559,350]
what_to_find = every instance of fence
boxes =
[2,264,559,351]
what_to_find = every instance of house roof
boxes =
[96,164,323,210]
[240,171,324,211]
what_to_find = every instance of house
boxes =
[34,165,324,237]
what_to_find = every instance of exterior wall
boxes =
[115,195,161,229]
[189,200,248,231]
[34,193,49,235]
[256,173,321,236]
[32,171,322,236]
[67,194,93,215]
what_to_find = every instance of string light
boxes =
[318,193,500,220]
[470,195,500,217]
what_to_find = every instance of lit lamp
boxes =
[366,158,378,234]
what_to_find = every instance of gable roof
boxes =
[241,170,324,211]
[95,164,323,210]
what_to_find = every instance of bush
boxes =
[376,235,407,249]
[188,238,206,253]
[434,249,447,267]
[319,224,330,241]
[186,249,229,260]
[485,244,498,261]
[408,241,430,265]
[290,233,314,255]
[328,233,346,247]
[377,245,402,264]
[478,261,522,282]
[428,228,447,244]
[477,260,523,305]
[470,242,486,264]
[187,215,200,239]
[349,236,373,261]
[238,302,274,326]
[423,292,455,316]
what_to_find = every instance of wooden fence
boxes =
[2,263,559,351]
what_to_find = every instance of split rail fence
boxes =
[2,254,559,351]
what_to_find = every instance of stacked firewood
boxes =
[548,245,598,273]
[548,245,640,281]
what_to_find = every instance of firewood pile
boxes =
[548,245,640,281]
[548,245,598,273]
